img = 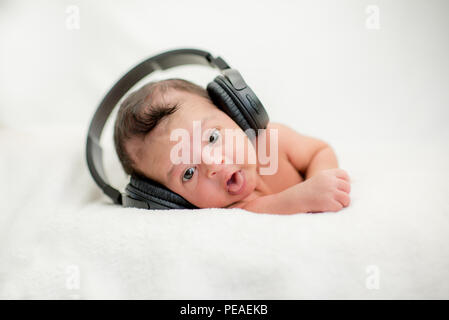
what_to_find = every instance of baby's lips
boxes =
[224,170,236,190]
[227,170,246,195]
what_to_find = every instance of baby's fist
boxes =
[301,168,351,213]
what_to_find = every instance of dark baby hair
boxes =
[113,78,210,177]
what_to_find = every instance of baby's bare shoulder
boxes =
[267,122,331,174]
[264,122,300,151]
[267,122,299,136]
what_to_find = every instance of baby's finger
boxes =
[335,190,351,207]
[337,179,351,194]
[329,200,343,212]
[333,169,350,182]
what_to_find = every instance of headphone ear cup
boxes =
[207,80,252,132]
[126,176,197,209]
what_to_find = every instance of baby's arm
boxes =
[269,123,339,179]
[237,183,309,214]
[236,168,351,214]
[303,145,338,179]
[237,123,350,214]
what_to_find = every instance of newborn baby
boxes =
[114,79,351,214]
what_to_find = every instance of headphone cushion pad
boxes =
[207,80,252,132]
[127,176,196,209]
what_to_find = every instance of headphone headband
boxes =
[86,49,231,205]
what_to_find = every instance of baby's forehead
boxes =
[163,103,219,131]
[144,107,211,144]
[144,89,223,142]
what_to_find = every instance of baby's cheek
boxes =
[194,182,229,208]
[243,139,257,165]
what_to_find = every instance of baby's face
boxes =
[128,90,259,208]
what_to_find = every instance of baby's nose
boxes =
[206,157,225,178]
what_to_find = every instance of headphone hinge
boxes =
[207,55,230,70]
[122,194,150,209]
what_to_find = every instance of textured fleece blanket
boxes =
[1,126,448,299]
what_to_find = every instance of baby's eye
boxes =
[208,128,220,144]
[182,167,196,182]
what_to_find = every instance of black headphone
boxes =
[86,48,269,210]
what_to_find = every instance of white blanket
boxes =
[1,0,448,299]
[1,127,448,299]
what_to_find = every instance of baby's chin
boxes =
[194,190,252,208]
[194,182,256,209]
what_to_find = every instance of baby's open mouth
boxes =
[226,170,246,195]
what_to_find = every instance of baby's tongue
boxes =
[228,171,243,193]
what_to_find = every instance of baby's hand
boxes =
[299,168,351,213]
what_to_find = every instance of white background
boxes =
[1,0,448,141]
